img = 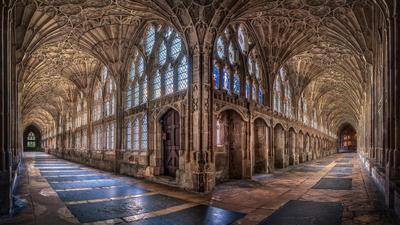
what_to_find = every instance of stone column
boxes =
[0,1,17,216]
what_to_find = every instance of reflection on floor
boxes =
[1,152,398,225]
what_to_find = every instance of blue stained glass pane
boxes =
[233,74,240,95]
[165,64,174,95]
[213,64,219,89]
[159,41,167,65]
[259,88,264,104]
[222,68,230,93]
[246,80,251,99]
[171,36,182,60]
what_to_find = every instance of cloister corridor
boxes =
[1,1,400,225]
[0,151,397,225]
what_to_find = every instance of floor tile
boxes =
[125,204,245,225]
[312,178,352,190]
[257,200,343,225]
[67,194,187,223]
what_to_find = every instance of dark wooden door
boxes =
[162,110,180,177]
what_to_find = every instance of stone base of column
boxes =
[0,171,12,216]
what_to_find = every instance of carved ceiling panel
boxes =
[16,0,387,134]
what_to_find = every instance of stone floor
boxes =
[0,152,398,225]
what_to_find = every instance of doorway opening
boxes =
[215,110,244,182]
[338,124,357,152]
[23,125,41,152]
[160,109,180,177]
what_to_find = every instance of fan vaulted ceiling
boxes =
[15,0,386,134]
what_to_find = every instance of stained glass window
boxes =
[138,56,144,77]
[246,80,251,99]
[233,73,240,95]
[171,36,182,60]
[130,62,135,81]
[222,68,230,93]
[238,24,248,53]
[141,115,148,150]
[214,24,265,104]
[153,70,161,99]
[216,37,225,59]
[259,87,264,104]
[252,84,257,101]
[141,78,148,103]
[228,42,236,64]
[134,84,140,106]
[127,86,132,108]
[159,41,167,65]
[145,25,155,55]
[178,56,188,90]
[165,64,174,95]
[133,119,139,150]
[27,132,36,148]
[248,57,254,75]
[126,122,131,149]
[213,64,220,89]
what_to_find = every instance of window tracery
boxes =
[273,67,292,118]
[213,24,265,105]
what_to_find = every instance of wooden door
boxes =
[162,110,180,177]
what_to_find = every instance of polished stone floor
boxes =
[1,152,398,225]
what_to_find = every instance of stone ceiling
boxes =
[14,0,388,134]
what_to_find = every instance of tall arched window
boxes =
[274,67,292,116]
[75,92,87,151]
[124,23,189,154]
[103,71,116,117]
[273,77,282,112]
[213,24,265,104]
[126,122,132,150]
[132,119,139,150]
[141,115,148,150]
[146,24,188,100]
[93,83,102,121]
[126,50,146,109]
[27,132,36,148]
[105,122,115,150]
[125,114,148,151]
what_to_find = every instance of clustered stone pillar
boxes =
[0,1,21,216]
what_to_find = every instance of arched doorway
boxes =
[215,110,244,182]
[253,118,268,174]
[338,124,357,152]
[274,124,285,169]
[160,109,180,177]
[23,125,41,151]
